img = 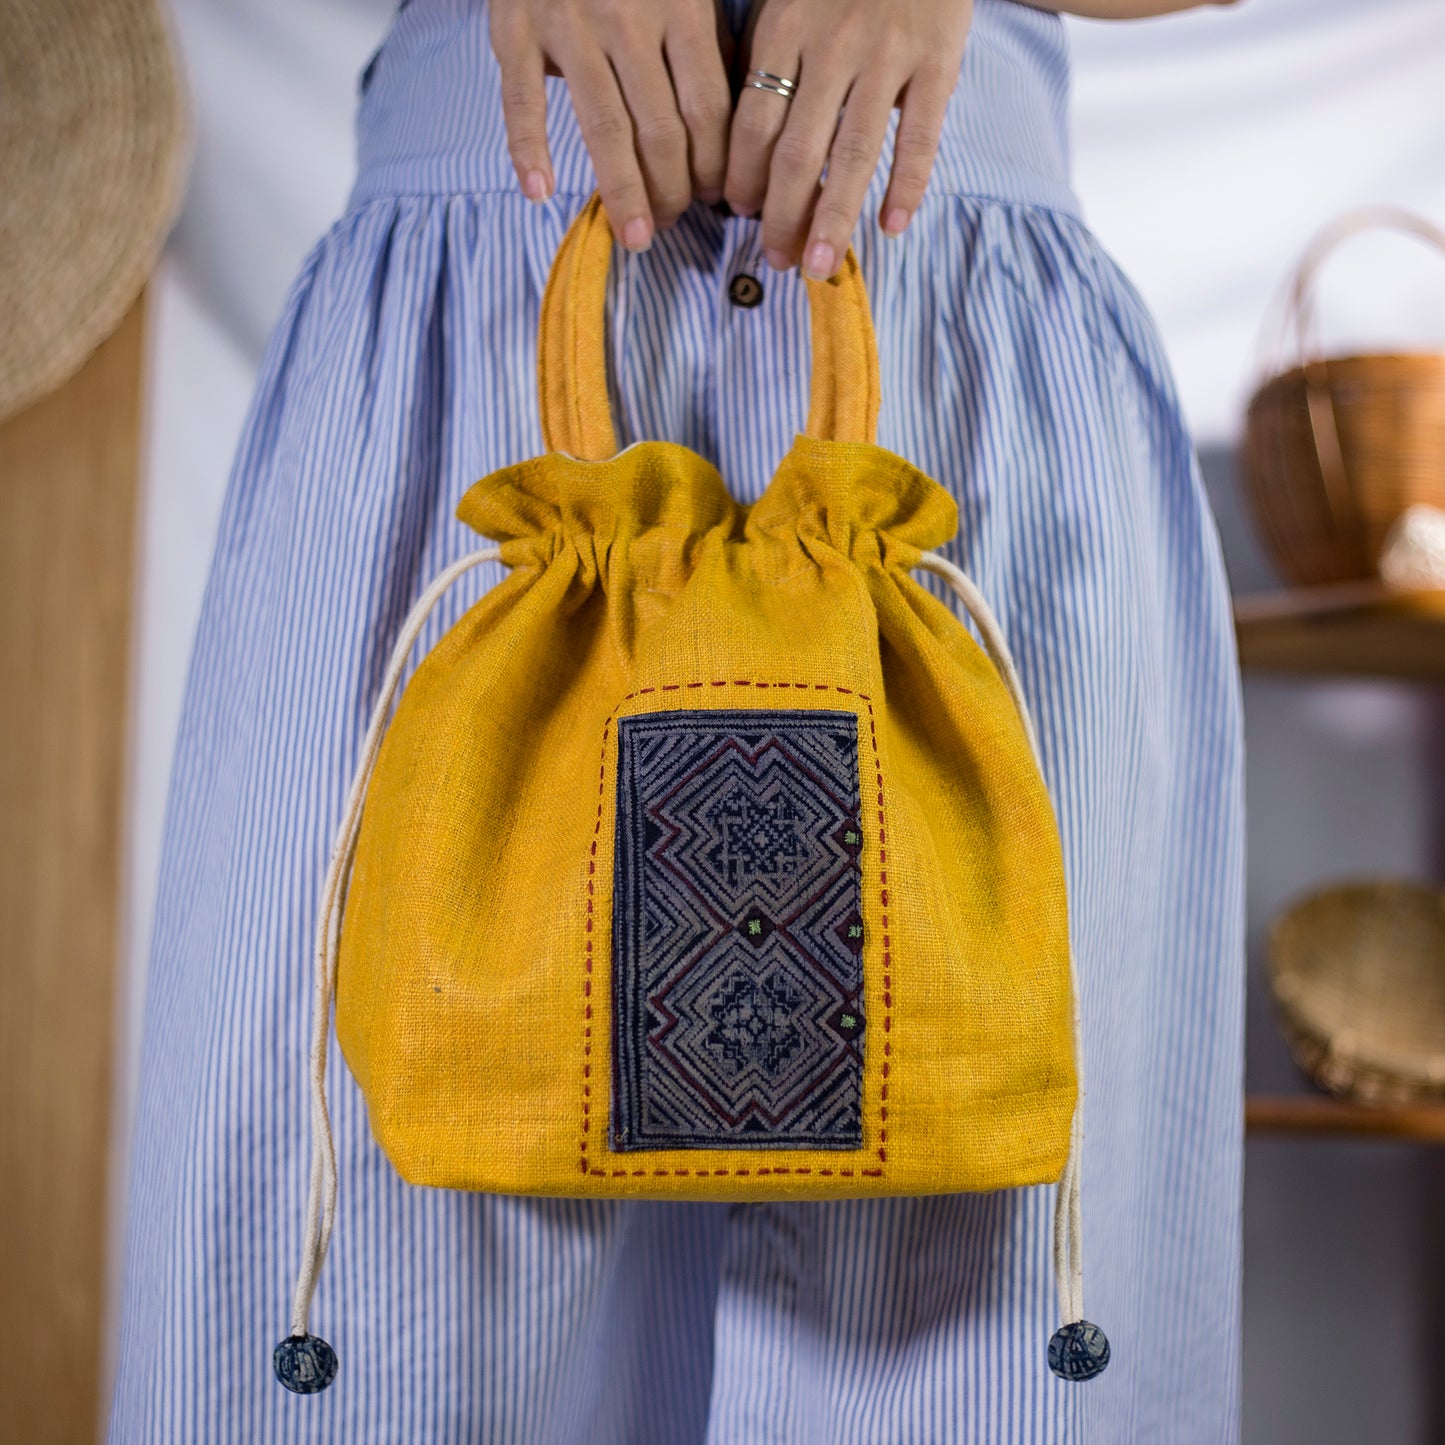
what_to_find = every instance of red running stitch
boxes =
[585,1166,886,1180]
[579,681,893,1178]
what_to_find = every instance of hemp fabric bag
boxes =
[275,193,1109,1394]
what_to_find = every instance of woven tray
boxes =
[1269,879,1445,1104]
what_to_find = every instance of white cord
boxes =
[914,550,1087,1332]
[286,544,502,1343]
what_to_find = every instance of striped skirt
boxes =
[109,2,1245,1439]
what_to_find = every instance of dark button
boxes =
[274,1334,338,1394]
[728,273,764,308]
[1047,1321,1110,1382]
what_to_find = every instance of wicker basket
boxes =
[1241,209,1445,587]
[1268,879,1445,1105]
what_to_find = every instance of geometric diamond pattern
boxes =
[611,709,864,1150]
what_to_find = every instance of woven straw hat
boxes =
[0,0,188,423]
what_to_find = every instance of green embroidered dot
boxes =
[844,830,859,845]
[737,911,777,947]
[848,924,862,938]
[841,1014,857,1029]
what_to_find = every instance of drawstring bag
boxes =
[275,193,1110,1394]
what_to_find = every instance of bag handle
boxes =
[538,192,881,459]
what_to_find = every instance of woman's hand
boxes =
[490,0,737,251]
[725,0,972,280]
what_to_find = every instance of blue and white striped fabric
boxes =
[109,0,1244,1439]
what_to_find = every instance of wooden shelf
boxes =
[1246,1095,1445,1142]
[1234,584,1445,681]
[1239,591,1445,1144]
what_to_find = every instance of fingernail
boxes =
[764,247,792,272]
[883,206,910,236]
[523,169,551,203]
[803,240,836,280]
[623,216,653,251]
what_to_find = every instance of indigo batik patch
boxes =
[610,709,866,1151]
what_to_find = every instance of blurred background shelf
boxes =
[1234,585,1445,681]
[1246,1095,1445,1142]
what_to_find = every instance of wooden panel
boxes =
[1246,1095,1445,1143]
[0,300,144,1445]
[1235,584,1445,681]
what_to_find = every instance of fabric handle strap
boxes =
[538,192,881,459]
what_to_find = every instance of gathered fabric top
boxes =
[458,435,959,575]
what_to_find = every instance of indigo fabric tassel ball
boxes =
[1048,1321,1110,1381]
[274,1334,338,1394]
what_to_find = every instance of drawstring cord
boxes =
[275,542,1107,1393]
[914,551,1109,1382]
[273,545,501,1395]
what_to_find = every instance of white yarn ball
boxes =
[1378,505,1445,590]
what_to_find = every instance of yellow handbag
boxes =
[275,193,1109,1394]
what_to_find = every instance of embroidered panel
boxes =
[610,709,865,1151]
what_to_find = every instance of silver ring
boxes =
[745,68,797,101]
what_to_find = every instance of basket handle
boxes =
[1283,206,1445,369]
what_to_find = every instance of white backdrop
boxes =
[113,2,1445,1437]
